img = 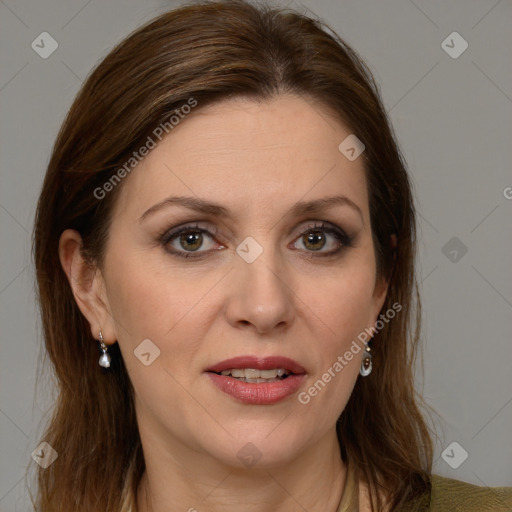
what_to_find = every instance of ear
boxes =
[368,233,397,326]
[369,274,389,326]
[58,229,117,345]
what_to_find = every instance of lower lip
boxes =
[206,372,305,405]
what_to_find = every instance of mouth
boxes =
[205,355,306,405]
[205,355,306,377]
[210,367,292,383]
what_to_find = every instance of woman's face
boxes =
[96,94,388,468]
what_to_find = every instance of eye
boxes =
[161,223,221,258]
[159,221,353,259]
[291,222,353,256]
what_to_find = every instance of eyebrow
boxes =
[139,194,363,223]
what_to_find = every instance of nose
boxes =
[224,242,295,335]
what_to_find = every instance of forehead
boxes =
[113,94,369,222]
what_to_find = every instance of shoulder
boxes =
[394,474,512,512]
[428,474,512,512]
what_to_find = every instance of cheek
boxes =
[307,261,378,345]
[296,255,377,399]
[294,268,376,426]
[103,247,222,372]
[103,254,209,423]
[316,281,374,382]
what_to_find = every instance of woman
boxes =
[32,1,511,511]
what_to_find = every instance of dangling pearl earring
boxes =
[359,340,372,377]
[98,330,111,368]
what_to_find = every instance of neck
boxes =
[136,429,347,512]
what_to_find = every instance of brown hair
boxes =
[32,1,433,510]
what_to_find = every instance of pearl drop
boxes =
[99,352,111,368]
[359,354,372,377]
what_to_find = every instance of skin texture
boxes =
[59,94,388,512]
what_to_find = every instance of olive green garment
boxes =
[394,474,512,512]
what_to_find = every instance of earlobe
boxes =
[58,229,116,344]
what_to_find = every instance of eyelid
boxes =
[159,222,220,242]
[291,221,354,251]
[159,220,354,258]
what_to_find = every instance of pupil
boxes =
[180,232,202,251]
[305,231,325,251]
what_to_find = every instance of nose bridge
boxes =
[228,233,294,332]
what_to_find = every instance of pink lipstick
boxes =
[205,355,306,405]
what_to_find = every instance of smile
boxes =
[205,355,306,405]
[213,368,291,382]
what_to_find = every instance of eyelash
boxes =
[159,221,354,260]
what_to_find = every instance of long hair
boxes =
[32,1,433,510]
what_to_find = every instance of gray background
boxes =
[1,0,511,509]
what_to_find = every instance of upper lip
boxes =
[206,356,306,375]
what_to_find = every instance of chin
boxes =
[198,428,311,471]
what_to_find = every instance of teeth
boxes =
[234,377,280,383]
[218,368,290,379]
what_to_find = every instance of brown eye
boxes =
[177,231,204,251]
[302,230,327,251]
[292,222,353,256]
[160,221,353,260]
[160,223,221,258]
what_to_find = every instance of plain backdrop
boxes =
[1,0,511,510]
